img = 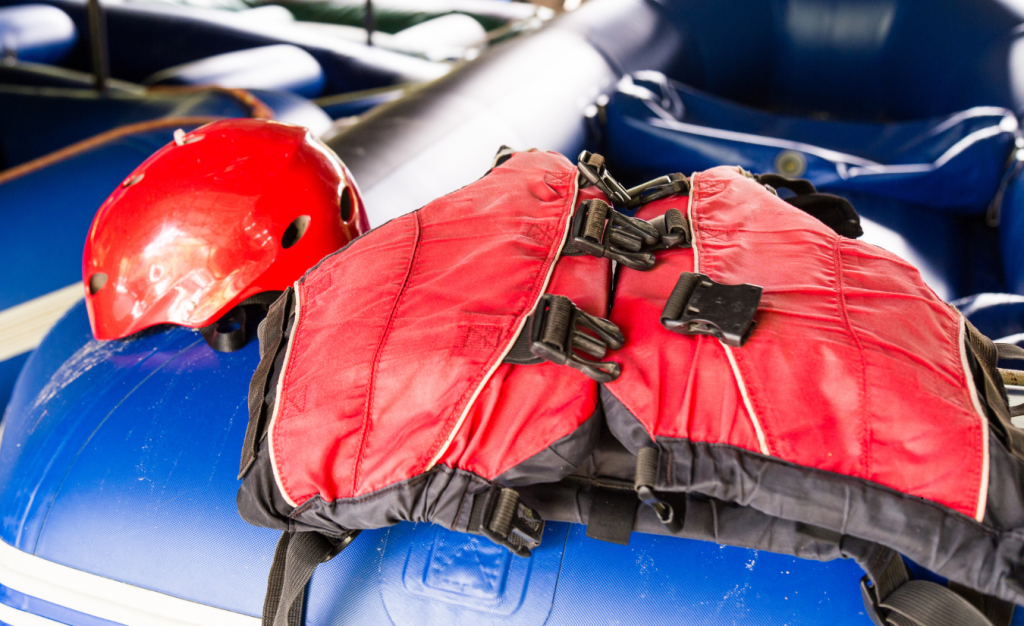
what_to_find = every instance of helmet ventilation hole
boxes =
[89,273,107,295]
[122,174,144,188]
[340,189,354,223]
[282,215,311,249]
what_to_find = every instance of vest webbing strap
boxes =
[262,531,359,626]
[964,320,1024,458]
[239,288,293,479]
[860,549,1012,626]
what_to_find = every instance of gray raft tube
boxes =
[325,0,688,226]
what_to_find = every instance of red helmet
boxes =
[83,118,367,344]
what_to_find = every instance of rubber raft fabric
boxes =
[238,150,1024,625]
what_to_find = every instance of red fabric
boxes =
[270,151,596,504]
[442,186,610,480]
[608,167,987,519]
[606,197,764,455]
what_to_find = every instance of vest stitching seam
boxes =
[833,238,871,485]
[424,164,579,469]
[352,213,422,495]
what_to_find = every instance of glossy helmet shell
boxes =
[83,118,367,341]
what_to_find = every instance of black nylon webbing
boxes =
[503,318,542,365]
[965,320,1024,458]
[585,487,637,545]
[240,288,292,478]
[881,581,998,626]
[949,582,1016,626]
[860,550,1009,626]
[262,531,356,626]
[262,532,292,626]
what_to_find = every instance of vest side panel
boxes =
[271,214,420,506]
[446,246,612,481]
[689,166,986,518]
[356,151,581,497]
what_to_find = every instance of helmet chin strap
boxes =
[200,292,284,352]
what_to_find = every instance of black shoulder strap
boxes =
[754,173,863,238]
[860,549,1012,626]
[239,289,294,479]
[262,530,359,626]
[963,320,1024,458]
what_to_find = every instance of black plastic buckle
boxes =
[646,208,690,250]
[530,293,624,382]
[625,173,689,209]
[570,199,658,270]
[577,151,631,206]
[476,486,544,558]
[661,273,762,347]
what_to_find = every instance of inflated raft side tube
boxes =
[583,0,1024,302]
[0,4,76,64]
[324,0,689,224]
[599,72,1019,302]
[0,0,448,95]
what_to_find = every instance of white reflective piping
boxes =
[267,286,301,508]
[722,343,770,456]
[688,172,770,457]
[958,317,990,523]
[0,284,84,362]
[0,540,259,626]
[0,602,67,626]
[425,172,582,470]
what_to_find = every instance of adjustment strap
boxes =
[756,173,817,196]
[502,321,543,365]
[754,174,863,238]
[860,551,1010,626]
[528,293,624,382]
[646,208,691,250]
[661,273,762,347]
[577,150,631,206]
[785,193,863,239]
[262,530,359,626]
[567,199,659,270]
[585,487,638,546]
[964,323,1024,459]
[625,173,689,209]
[993,343,1024,418]
[634,447,680,532]
[469,486,544,557]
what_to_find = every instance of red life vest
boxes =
[239,151,1024,626]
